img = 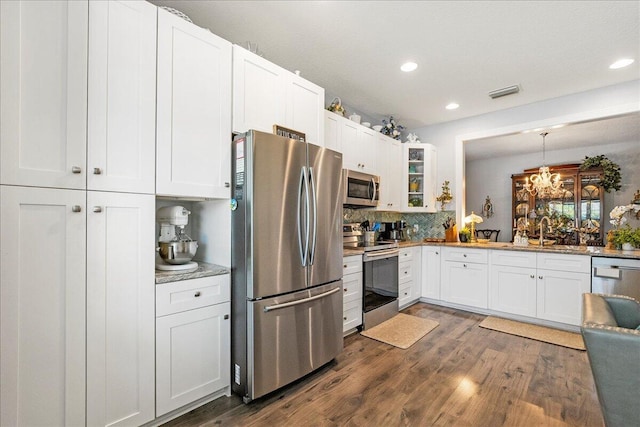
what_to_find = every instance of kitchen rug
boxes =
[479,316,585,350]
[361,313,439,349]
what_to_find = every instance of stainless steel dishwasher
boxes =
[592,257,640,301]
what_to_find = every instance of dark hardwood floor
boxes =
[163,303,604,427]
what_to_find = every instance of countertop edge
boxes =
[155,261,231,284]
[342,241,640,259]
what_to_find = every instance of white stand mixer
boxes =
[156,206,199,272]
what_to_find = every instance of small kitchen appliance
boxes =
[156,206,198,271]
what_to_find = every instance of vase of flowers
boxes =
[380,116,404,140]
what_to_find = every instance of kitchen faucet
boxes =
[539,216,551,246]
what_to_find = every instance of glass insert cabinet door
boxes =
[511,164,604,245]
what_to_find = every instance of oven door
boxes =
[343,169,379,207]
[363,249,399,313]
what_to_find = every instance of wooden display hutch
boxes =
[511,163,604,245]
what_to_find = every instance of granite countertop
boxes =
[155,261,230,284]
[342,240,640,260]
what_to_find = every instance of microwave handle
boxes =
[369,177,377,203]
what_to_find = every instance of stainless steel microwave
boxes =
[342,169,379,207]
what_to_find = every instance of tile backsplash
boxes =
[343,208,457,240]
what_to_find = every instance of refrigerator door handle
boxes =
[308,167,317,266]
[297,166,307,266]
[263,286,340,312]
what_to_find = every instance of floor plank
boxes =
[162,303,604,427]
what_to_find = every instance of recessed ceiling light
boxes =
[609,58,634,69]
[400,62,418,72]
[445,103,459,110]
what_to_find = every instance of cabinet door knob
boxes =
[463,254,467,257]
[463,264,467,268]
[539,276,543,280]
[71,166,82,174]
[343,265,347,268]
[224,314,229,320]
[530,274,535,279]
[344,316,347,321]
[72,205,82,213]
[194,291,201,297]
[435,252,439,255]
[93,167,102,175]
[92,206,102,213]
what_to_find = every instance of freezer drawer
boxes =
[246,282,343,401]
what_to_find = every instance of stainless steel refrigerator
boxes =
[231,130,343,403]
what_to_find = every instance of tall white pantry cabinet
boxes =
[1,1,156,426]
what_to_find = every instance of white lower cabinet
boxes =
[421,246,441,300]
[342,255,363,333]
[489,250,537,317]
[489,250,590,326]
[441,248,488,309]
[0,185,86,427]
[398,246,422,309]
[86,191,156,427]
[156,274,231,416]
[536,253,591,326]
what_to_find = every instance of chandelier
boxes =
[523,132,564,198]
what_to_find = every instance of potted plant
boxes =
[436,180,453,210]
[610,226,640,250]
[459,226,471,243]
[580,155,622,193]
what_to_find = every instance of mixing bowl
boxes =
[158,240,198,264]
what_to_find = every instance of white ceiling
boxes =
[151,0,639,130]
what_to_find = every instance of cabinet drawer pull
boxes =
[71,166,82,174]
[93,206,102,213]
[463,264,467,268]
[530,274,535,279]
[194,291,201,297]
[93,167,102,175]
[435,251,439,255]
[224,314,229,320]
[463,254,467,258]
[72,205,82,213]
[539,276,543,280]
[225,182,230,188]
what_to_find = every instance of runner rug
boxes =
[479,316,585,350]
[361,313,439,349]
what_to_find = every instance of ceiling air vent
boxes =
[488,85,520,99]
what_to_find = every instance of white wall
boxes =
[410,79,640,224]
[466,140,640,241]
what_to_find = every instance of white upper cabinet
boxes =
[88,0,157,194]
[339,118,377,175]
[157,9,232,199]
[0,0,88,189]
[402,143,437,212]
[287,74,325,146]
[233,46,325,146]
[324,110,341,152]
[232,46,287,135]
[1,185,86,427]
[376,135,401,210]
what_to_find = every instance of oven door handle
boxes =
[263,287,340,312]
[363,248,399,262]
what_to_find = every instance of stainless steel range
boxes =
[343,224,399,329]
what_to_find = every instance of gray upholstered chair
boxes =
[581,293,640,427]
